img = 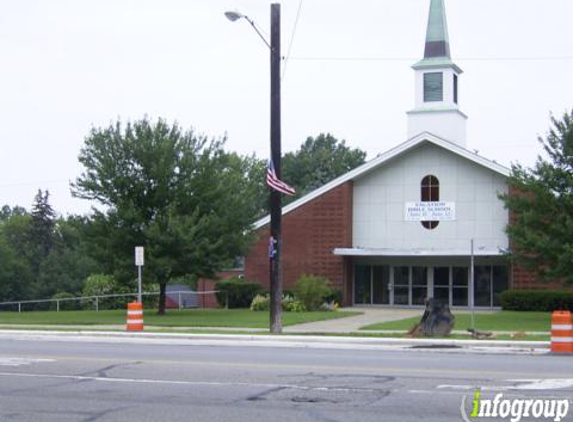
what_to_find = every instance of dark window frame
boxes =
[453,73,458,104]
[421,175,439,229]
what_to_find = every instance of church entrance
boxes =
[354,265,391,305]
[352,261,509,308]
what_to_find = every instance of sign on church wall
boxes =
[405,201,456,221]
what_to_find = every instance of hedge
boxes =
[215,277,263,308]
[500,290,573,312]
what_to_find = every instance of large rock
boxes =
[409,298,455,337]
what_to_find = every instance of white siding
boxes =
[352,142,508,252]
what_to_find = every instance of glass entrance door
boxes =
[433,267,450,304]
[432,266,468,307]
[372,266,390,305]
[452,267,468,306]
[354,265,390,305]
[411,266,428,305]
[393,266,410,305]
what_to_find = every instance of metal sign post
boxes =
[135,246,144,303]
[470,239,475,331]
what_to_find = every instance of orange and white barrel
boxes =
[550,311,573,353]
[126,302,144,331]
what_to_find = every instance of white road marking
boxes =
[0,371,376,393]
[508,379,573,390]
[438,379,573,392]
[0,358,55,367]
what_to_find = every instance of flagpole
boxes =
[269,3,282,334]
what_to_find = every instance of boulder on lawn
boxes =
[408,298,455,337]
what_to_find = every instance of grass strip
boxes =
[360,311,551,332]
[0,309,361,328]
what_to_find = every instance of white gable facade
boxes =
[351,140,508,253]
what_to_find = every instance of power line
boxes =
[281,0,304,81]
[288,55,573,62]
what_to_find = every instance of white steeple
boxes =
[407,0,467,146]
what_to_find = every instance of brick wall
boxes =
[244,182,353,298]
[196,278,220,308]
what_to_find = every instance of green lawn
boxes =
[360,311,551,332]
[0,308,361,329]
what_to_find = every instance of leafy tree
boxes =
[0,205,27,220]
[0,214,34,302]
[34,216,101,298]
[500,110,573,284]
[0,234,33,302]
[72,118,260,314]
[282,133,366,201]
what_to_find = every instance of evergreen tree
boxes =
[500,110,573,284]
[28,190,57,270]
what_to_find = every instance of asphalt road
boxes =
[0,337,571,422]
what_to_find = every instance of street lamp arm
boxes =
[225,11,271,50]
[245,17,271,50]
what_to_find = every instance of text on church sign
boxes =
[405,201,456,221]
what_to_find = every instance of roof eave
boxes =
[251,132,510,230]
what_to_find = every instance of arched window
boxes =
[421,175,439,229]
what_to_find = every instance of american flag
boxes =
[267,160,295,196]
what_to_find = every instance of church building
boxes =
[240,0,536,308]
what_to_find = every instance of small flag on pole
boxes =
[267,160,295,196]
[269,236,277,260]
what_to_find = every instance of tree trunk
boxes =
[158,282,166,315]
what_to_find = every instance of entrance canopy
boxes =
[333,247,505,257]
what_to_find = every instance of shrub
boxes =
[215,277,263,308]
[325,289,343,306]
[82,274,130,310]
[500,290,573,312]
[293,274,332,311]
[320,301,339,311]
[282,296,306,312]
[250,294,269,311]
[50,292,80,311]
[250,293,306,312]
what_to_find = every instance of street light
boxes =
[226,4,283,334]
[225,11,271,49]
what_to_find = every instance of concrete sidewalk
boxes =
[283,307,421,333]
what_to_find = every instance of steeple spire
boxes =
[424,0,450,59]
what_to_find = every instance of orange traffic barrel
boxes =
[550,311,573,353]
[126,302,144,331]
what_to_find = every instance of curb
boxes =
[0,329,550,354]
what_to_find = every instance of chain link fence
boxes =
[0,290,220,312]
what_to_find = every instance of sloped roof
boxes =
[253,132,510,230]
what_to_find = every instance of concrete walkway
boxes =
[283,307,422,333]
